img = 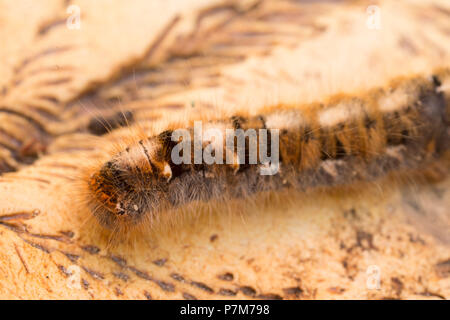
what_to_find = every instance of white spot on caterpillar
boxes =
[265,111,303,129]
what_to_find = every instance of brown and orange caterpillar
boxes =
[85,69,450,233]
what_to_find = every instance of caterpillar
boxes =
[85,69,450,232]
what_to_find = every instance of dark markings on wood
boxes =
[257,293,283,300]
[110,255,127,268]
[240,286,257,297]
[170,273,185,282]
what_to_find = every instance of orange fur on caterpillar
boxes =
[83,69,450,234]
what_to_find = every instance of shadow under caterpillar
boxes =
[86,69,450,232]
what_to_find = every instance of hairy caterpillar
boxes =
[85,69,450,232]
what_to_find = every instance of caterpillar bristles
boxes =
[79,69,450,242]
